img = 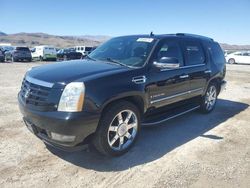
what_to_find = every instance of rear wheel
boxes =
[228,58,235,64]
[93,101,140,156]
[200,83,218,113]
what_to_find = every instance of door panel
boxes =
[147,39,193,108]
[148,69,190,108]
[180,40,208,97]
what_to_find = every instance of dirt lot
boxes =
[0,62,250,188]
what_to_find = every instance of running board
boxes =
[141,105,200,126]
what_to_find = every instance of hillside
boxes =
[0,32,250,50]
[0,32,110,48]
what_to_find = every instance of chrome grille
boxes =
[20,78,53,110]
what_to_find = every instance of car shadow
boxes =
[47,99,249,172]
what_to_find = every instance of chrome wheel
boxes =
[107,110,138,151]
[205,85,217,111]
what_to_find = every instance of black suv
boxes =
[5,47,32,62]
[18,33,226,156]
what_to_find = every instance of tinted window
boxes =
[242,52,250,56]
[182,41,205,65]
[156,41,183,66]
[85,47,92,51]
[208,42,225,64]
[235,52,242,56]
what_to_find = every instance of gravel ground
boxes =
[0,61,250,188]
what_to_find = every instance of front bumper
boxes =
[18,95,100,151]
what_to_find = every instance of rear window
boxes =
[16,47,30,51]
[85,47,92,51]
[208,42,225,64]
[182,41,205,66]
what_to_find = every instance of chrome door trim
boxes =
[150,87,203,104]
[25,75,54,88]
[160,63,205,72]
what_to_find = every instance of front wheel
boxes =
[93,101,140,156]
[200,83,218,113]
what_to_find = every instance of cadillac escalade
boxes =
[18,33,226,156]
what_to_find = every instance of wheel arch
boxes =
[203,76,222,96]
[100,94,146,117]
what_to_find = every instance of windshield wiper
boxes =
[105,57,128,67]
[84,55,96,61]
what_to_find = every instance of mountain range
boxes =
[0,31,250,50]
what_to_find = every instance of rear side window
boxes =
[182,41,205,66]
[242,52,250,56]
[208,42,225,64]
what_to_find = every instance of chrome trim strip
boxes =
[142,106,200,126]
[150,88,203,104]
[160,63,205,72]
[25,75,54,88]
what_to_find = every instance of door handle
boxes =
[204,70,212,73]
[179,75,189,79]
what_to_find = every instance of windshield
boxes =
[89,36,156,67]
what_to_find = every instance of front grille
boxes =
[20,78,55,111]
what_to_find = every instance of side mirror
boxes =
[153,57,180,69]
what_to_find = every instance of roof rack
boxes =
[175,33,214,41]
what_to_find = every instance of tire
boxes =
[200,82,218,113]
[228,58,235,64]
[93,101,141,156]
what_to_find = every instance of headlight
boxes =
[58,82,85,112]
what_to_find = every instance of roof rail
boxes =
[176,33,214,41]
[176,33,185,36]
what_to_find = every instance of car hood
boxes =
[27,60,128,86]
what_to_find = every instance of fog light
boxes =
[51,132,76,142]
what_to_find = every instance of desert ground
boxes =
[0,61,250,188]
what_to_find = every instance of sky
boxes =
[1,0,250,45]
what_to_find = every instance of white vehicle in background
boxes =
[225,51,250,64]
[74,46,92,56]
[31,45,57,61]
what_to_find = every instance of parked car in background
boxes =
[90,46,97,53]
[4,47,32,62]
[18,33,226,156]
[0,48,4,62]
[225,51,250,64]
[57,48,82,60]
[75,46,92,56]
[31,45,57,61]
